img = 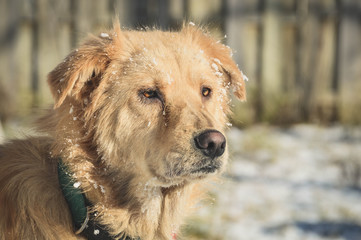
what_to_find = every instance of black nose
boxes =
[194,130,226,159]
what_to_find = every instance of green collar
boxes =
[57,160,88,231]
[58,159,135,239]
[58,158,140,240]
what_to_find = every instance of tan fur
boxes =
[0,21,246,240]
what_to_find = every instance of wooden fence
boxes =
[0,0,360,125]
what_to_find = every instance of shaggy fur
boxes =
[0,21,246,240]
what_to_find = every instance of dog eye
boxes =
[139,89,164,105]
[140,89,162,101]
[201,87,212,97]
[143,90,157,98]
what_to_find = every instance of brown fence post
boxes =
[255,0,265,122]
[331,0,342,122]
[30,0,39,108]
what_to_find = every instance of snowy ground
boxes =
[183,125,361,240]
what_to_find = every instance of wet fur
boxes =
[0,21,246,240]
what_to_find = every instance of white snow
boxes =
[152,58,158,65]
[211,63,219,72]
[73,182,81,188]
[241,71,249,81]
[211,61,224,78]
[100,33,109,38]
[213,58,221,65]
[100,185,106,194]
[166,73,174,85]
[215,71,223,77]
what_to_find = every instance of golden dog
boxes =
[0,21,246,240]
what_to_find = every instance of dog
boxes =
[0,21,246,240]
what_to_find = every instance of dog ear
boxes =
[48,21,127,109]
[182,25,247,101]
[47,36,112,108]
[213,47,247,101]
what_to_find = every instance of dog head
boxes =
[48,22,246,188]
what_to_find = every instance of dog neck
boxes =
[87,173,193,240]
[56,151,195,240]
[58,158,140,239]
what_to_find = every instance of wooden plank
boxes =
[262,0,284,122]
[310,19,337,122]
[12,2,33,116]
[188,0,222,22]
[338,0,361,124]
[0,0,13,122]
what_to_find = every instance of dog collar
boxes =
[57,159,136,240]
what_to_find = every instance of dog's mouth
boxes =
[190,162,221,174]
[149,159,222,186]
[148,151,225,186]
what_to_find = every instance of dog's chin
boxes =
[154,163,222,187]
[153,173,218,188]
[188,162,222,179]
[192,162,221,174]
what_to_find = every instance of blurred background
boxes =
[0,0,361,239]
